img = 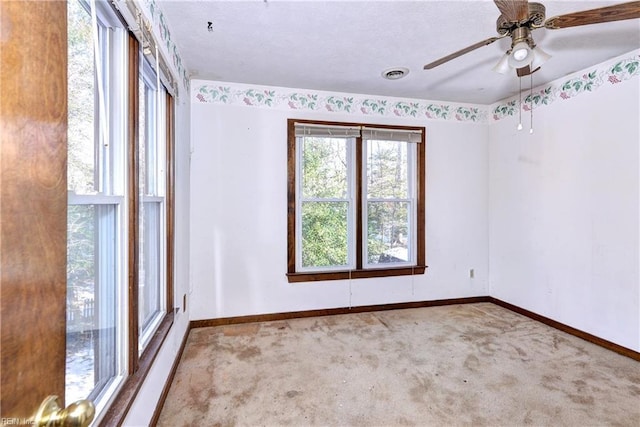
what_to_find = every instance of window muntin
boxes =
[288,120,425,282]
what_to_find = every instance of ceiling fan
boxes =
[423,0,640,77]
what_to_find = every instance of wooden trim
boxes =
[489,297,640,362]
[100,313,174,426]
[0,0,68,414]
[354,134,363,269]
[165,92,175,313]
[127,33,141,375]
[190,296,489,329]
[149,322,190,426]
[416,130,426,267]
[286,119,297,274]
[286,118,426,282]
[286,265,427,283]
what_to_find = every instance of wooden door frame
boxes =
[1,0,68,418]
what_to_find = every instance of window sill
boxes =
[287,265,427,283]
[100,311,174,425]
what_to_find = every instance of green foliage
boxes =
[67,206,95,287]
[367,140,407,198]
[301,137,347,198]
[67,0,96,194]
[367,201,409,264]
[67,205,96,332]
[67,1,98,331]
[302,202,348,268]
[300,137,349,267]
[366,140,410,263]
[300,136,411,268]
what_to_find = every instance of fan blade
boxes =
[423,37,502,69]
[545,1,640,29]
[494,0,530,22]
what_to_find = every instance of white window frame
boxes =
[66,0,129,418]
[137,53,167,354]
[295,135,356,272]
[362,138,418,269]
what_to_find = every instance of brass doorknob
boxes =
[32,395,95,427]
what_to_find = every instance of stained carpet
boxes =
[158,303,640,426]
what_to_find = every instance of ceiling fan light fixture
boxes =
[513,45,530,61]
[530,46,552,69]
[508,41,533,68]
[492,53,511,74]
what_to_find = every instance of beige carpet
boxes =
[158,303,640,426]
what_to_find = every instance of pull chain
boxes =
[529,72,534,134]
[348,269,353,309]
[517,76,523,131]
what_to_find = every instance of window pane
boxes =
[139,200,163,334]
[138,76,148,193]
[67,0,96,194]
[66,0,121,406]
[138,56,165,352]
[302,201,348,268]
[66,204,117,403]
[366,139,408,199]
[140,79,158,196]
[367,201,410,264]
[302,137,348,199]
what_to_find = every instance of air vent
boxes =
[382,67,409,80]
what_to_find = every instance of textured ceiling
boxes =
[160,0,640,104]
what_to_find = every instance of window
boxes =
[137,54,168,353]
[287,120,426,282]
[66,0,175,422]
[66,0,127,410]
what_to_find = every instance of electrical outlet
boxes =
[469,269,475,279]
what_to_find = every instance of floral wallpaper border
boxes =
[491,51,640,120]
[193,84,487,123]
[140,0,190,93]
[193,50,639,123]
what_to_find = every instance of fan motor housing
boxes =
[529,2,546,27]
[496,2,546,34]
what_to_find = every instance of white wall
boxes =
[189,96,490,320]
[123,95,191,426]
[489,77,640,351]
